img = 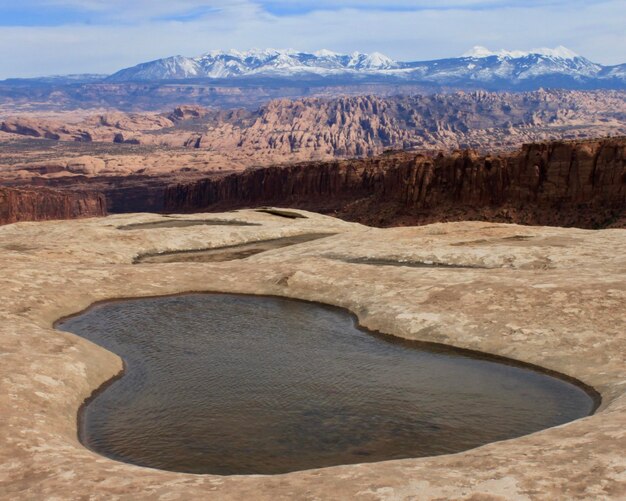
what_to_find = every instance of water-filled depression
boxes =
[57,294,596,475]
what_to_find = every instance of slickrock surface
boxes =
[0,210,624,500]
[166,137,626,229]
[0,186,107,225]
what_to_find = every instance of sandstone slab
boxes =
[0,211,624,500]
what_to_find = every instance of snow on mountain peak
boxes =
[106,46,624,89]
[463,46,496,58]
[542,46,580,59]
[314,49,341,58]
[362,52,396,68]
[463,45,580,60]
[201,48,299,60]
[347,51,396,69]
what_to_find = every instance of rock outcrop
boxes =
[0,187,107,225]
[0,113,176,145]
[205,91,626,156]
[164,137,626,229]
[2,90,625,160]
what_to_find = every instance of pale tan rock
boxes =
[0,212,624,499]
[64,156,107,175]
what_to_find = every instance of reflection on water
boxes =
[58,294,595,475]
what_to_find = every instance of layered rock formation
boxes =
[0,113,178,145]
[165,137,626,229]
[0,187,106,225]
[2,90,625,162]
[208,90,626,156]
[1,92,624,224]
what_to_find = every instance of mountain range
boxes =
[1,47,625,112]
[104,47,626,90]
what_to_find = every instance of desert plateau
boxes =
[1,1,625,500]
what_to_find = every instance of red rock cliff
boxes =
[0,187,107,225]
[164,137,626,228]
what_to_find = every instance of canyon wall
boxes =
[0,187,107,225]
[22,175,169,214]
[164,137,626,229]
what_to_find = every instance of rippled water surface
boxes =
[58,294,595,475]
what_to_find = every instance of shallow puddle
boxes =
[134,233,334,263]
[58,294,596,475]
[119,219,260,230]
[255,208,308,219]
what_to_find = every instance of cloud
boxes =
[1,0,612,23]
[261,0,592,14]
[0,0,260,23]
[0,0,623,78]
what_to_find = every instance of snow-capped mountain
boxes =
[106,47,625,90]
[107,49,401,81]
[404,46,606,86]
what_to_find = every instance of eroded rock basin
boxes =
[134,233,335,263]
[118,219,261,230]
[57,293,596,476]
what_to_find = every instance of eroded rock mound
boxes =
[2,90,625,161]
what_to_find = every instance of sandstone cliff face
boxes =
[164,137,626,229]
[0,187,107,225]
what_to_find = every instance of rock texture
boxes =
[1,90,625,161]
[0,211,624,500]
[0,113,177,145]
[0,186,107,225]
[165,137,626,229]
[1,92,623,222]
[200,90,626,156]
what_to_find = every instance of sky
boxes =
[0,0,625,79]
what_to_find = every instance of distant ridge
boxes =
[461,45,580,59]
[103,47,626,90]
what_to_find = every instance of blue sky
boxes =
[0,0,624,78]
